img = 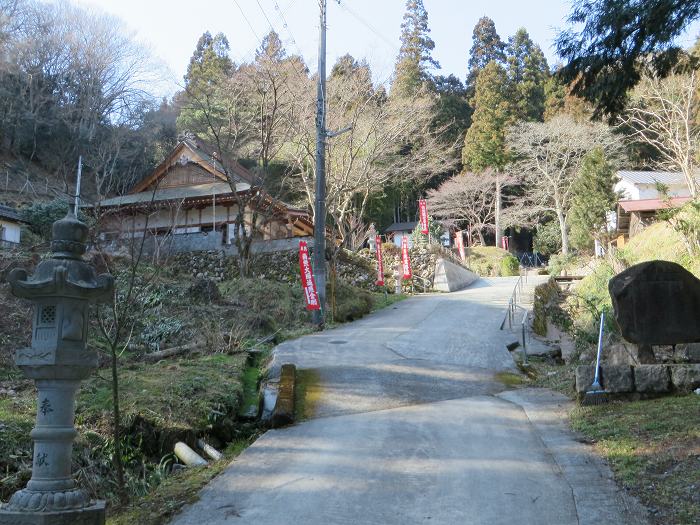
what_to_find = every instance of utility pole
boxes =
[73,155,83,216]
[313,0,327,326]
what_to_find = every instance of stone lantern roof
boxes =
[9,212,113,302]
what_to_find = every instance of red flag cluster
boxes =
[298,241,320,310]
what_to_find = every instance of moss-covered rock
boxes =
[532,278,560,337]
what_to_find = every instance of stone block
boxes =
[0,502,105,524]
[576,364,635,394]
[601,365,634,393]
[575,365,595,394]
[670,364,700,392]
[677,342,700,363]
[604,342,641,366]
[633,365,670,393]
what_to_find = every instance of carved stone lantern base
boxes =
[0,501,105,525]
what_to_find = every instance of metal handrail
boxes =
[411,274,432,294]
[500,271,525,330]
[521,310,529,364]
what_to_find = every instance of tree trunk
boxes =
[494,173,502,248]
[557,208,569,255]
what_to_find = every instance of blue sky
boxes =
[77,0,700,95]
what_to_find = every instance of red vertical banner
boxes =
[501,236,509,251]
[418,199,429,234]
[298,241,320,310]
[375,235,384,286]
[455,230,466,262]
[401,236,412,279]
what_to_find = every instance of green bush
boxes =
[533,220,562,256]
[548,253,581,277]
[333,282,373,322]
[466,246,512,276]
[500,254,520,276]
[410,216,443,246]
[220,277,309,331]
[532,278,560,336]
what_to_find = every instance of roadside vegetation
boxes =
[525,217,700,525]
[571,397,700,525]
[0,247,397,520]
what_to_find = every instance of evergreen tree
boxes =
[543,71,592,122]
[466,17,505,96]
[178,31,237,150]
[462,61,511,171]
[569,147,618,250]
[462,61,512,247]
[506,28,549,121]
[256,30,285,62]
[431,74,471,148]
[556,0,700,116]
[393,0,440,98]
[184,31,233,89]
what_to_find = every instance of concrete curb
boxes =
[497,388,650,525]
[270,363,296,428]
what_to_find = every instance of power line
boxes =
[272,0,303,57]
[232,0,262,45]
[252,0,313,93]
[336,0,400,54]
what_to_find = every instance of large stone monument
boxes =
[609,260,700,344]
[0,212,113,525]
[609,260,700,363]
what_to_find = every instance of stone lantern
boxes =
[0,212,113,525]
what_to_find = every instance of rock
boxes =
[602,365,634,393]
[575,365,596,394]
[576,364,634,393]
[676,342,700,363]
[609,260,700,345]
[692,345,700,363]
[633,365,670,393]
[670,364,700,392]
[604,342,641,365]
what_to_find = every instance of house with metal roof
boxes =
[97,138,313,255]
[0,204,27,248]
[614,170,695,241]
[384,221,417,248]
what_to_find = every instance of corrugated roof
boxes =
[385,221,417,233]
[99,182,250,207]
[616,170,690,185]
[618,197,690,213]
[0,204,24,223]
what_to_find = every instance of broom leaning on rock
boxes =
[582,310,609,406]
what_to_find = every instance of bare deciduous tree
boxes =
[618,71,700,197]
[287,66,456,252]
[508,115,621,254]
[427,170,516,245]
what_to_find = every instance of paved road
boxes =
[171,277,647,525]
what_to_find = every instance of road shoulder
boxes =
[497,388,650,525]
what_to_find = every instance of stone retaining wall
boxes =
[575,364,700,398]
